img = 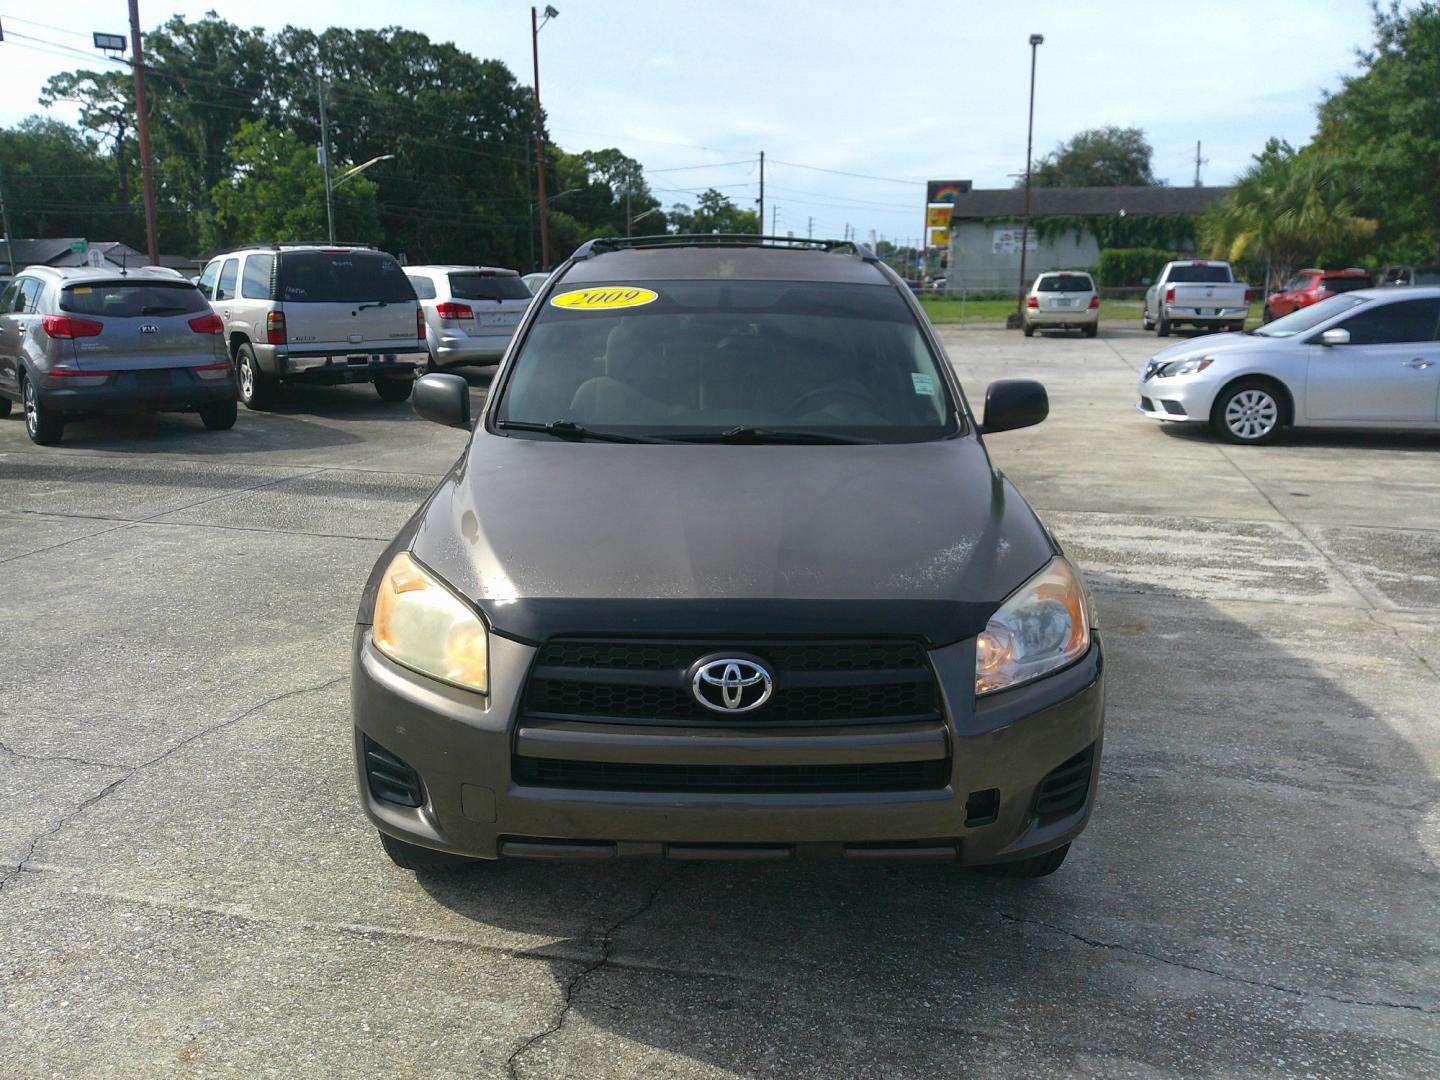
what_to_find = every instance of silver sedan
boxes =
[1136,287,1440,443]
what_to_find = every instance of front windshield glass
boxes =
[495,280,958,442]
[1253,293,1369,337]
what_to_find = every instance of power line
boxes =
[768,159,923,187]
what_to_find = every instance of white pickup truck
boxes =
[1142,260,1252,336]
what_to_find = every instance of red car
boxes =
[1264,268,1373,321]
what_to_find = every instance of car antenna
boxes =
[120,250,128,277]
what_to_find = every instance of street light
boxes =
[1011,32,1044,330]
[627,206,661,235]
[531,6,559,270]
[334,154,395,189]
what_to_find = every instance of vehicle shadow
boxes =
[410,575,1439,1075]
[1157,418,1440,451]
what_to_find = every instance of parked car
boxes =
[1142,260,1251,336]
[521,272,551,296]
[198,244,425,410]
[1263,268,1373,321]
[0,266,235,445]
[1380,265,1440,287]
[1136,286,1440,444]
[352,235,1104,879]
[1023,271,1099,337]
[406,265,531,369]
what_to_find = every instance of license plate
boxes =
[1200,309,1215,317]
[135,370,170,387]
[479,313,518,327]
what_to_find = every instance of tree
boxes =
[1315,1,1440,261]
[667,189,758,234]
[1199,139,1376,284]
[0,118,127,240]
[1027,126,1160,187]
[205,120,378,249]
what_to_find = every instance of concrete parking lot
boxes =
[1,327,1436,1078]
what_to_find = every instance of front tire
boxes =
[974,842,1070,878]
[1212,380,1283,445]
[21,374,63,446]
[199,399,238,430]
[378,831,475,872]
[374,377,414,402]
[235,344,277,411]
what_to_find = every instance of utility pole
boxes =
[771,204,778,234]
[1013,32,1044,329]
[317,77,335,244]
[757,151,764,235]
[0,157,15,276]
[127,0,159,265]
[807,215,813,239]
[1193,140,1206,187]
[530,6,556,270]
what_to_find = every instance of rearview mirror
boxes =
[413,373,471,428]
[980,379,1048,434]
[1320,328,1351,347]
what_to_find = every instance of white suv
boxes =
[198,244,425,409]
[1024,271,1100,338]
[405,265,531,369]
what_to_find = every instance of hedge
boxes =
[1098,248,1182,287]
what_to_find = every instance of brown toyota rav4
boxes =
[351,235,1104,877]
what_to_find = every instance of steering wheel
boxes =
[785,385,879,419]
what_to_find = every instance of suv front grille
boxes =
[523,638,940,727]
[511,756,949,793]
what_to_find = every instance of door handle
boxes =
[1404,358,1434,369]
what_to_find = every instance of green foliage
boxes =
[1027,127,1160,188]
[0,118,130,240]
[1198,138,1376,281]
[1097,248,1182,287]
[666,189,760,235]
[1314,1,1440,262]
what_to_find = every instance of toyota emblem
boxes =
[690,656,773,714]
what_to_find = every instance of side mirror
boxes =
[980,378,1048,434]
[413,372,471,428]
[1320,328,1351,347]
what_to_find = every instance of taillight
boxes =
[188,313,224,334]
[193,361,231,381]
[435,302,473,321]
[46,364,110,387]
[1026,296,1039,309]
[1244,288,1254,304]
[266,311,287,346]
[417,306,427,340]
[1165,287,1175,304]
[1088,294,1100,309]
[41,315,103,339]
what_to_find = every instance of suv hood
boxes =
[406,433,1057,646]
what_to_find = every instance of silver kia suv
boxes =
[198,244,426,409]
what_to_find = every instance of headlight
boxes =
[975,557,1091,695]
[1157,356,1214,378]
[372,552,489,694]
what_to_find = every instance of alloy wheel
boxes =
[238,355,254,400]
[23,378,37,438]
[1225,388,1278,441]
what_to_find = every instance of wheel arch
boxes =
[1211,371,1296,427]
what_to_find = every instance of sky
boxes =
[0,0,1382,246]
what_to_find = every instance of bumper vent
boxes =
[1034,745,1095,821]
[1139,396,1155,411]
[1160,399,1188,417]
[363,736,424,808]
[512,756,949,794]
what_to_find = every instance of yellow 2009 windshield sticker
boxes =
[550,286,657,311]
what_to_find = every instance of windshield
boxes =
[278,251,414,303]
[449,273,531,302]
[1252,293,1369,337]
[1167,264,1233,283]
[494,280,958,442]
[59,281,208,317]
[1037,274,1093,292]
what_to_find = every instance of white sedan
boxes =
[1136,287,1440,444]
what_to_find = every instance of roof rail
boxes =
[571,233,879,263]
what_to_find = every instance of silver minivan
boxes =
[0,266,235,445]
[406,265,531,369]
[198,245,426,409]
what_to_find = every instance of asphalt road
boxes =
[1,328,1437,1078]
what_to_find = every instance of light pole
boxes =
[627,206,661,236]
[127,0,159,264]
[531,5,559,270]
[334,154,395,189]
[1012,32,1043,329]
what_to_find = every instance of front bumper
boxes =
[351,630,1105,864]
[1135,374,1218,422]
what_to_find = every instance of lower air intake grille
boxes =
[1034,745,1094,820]
[512,756,949,794]
[364,736,424,808]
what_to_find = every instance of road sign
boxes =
[70,239,88,254]
[93,32,127,52]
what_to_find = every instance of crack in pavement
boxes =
[0,737,125,772]
[997,911,1436,1014]
[504,864,691,1079]
[0,674,348,897]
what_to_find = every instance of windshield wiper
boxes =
[669,426,878,445]
[494,419,665,444]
